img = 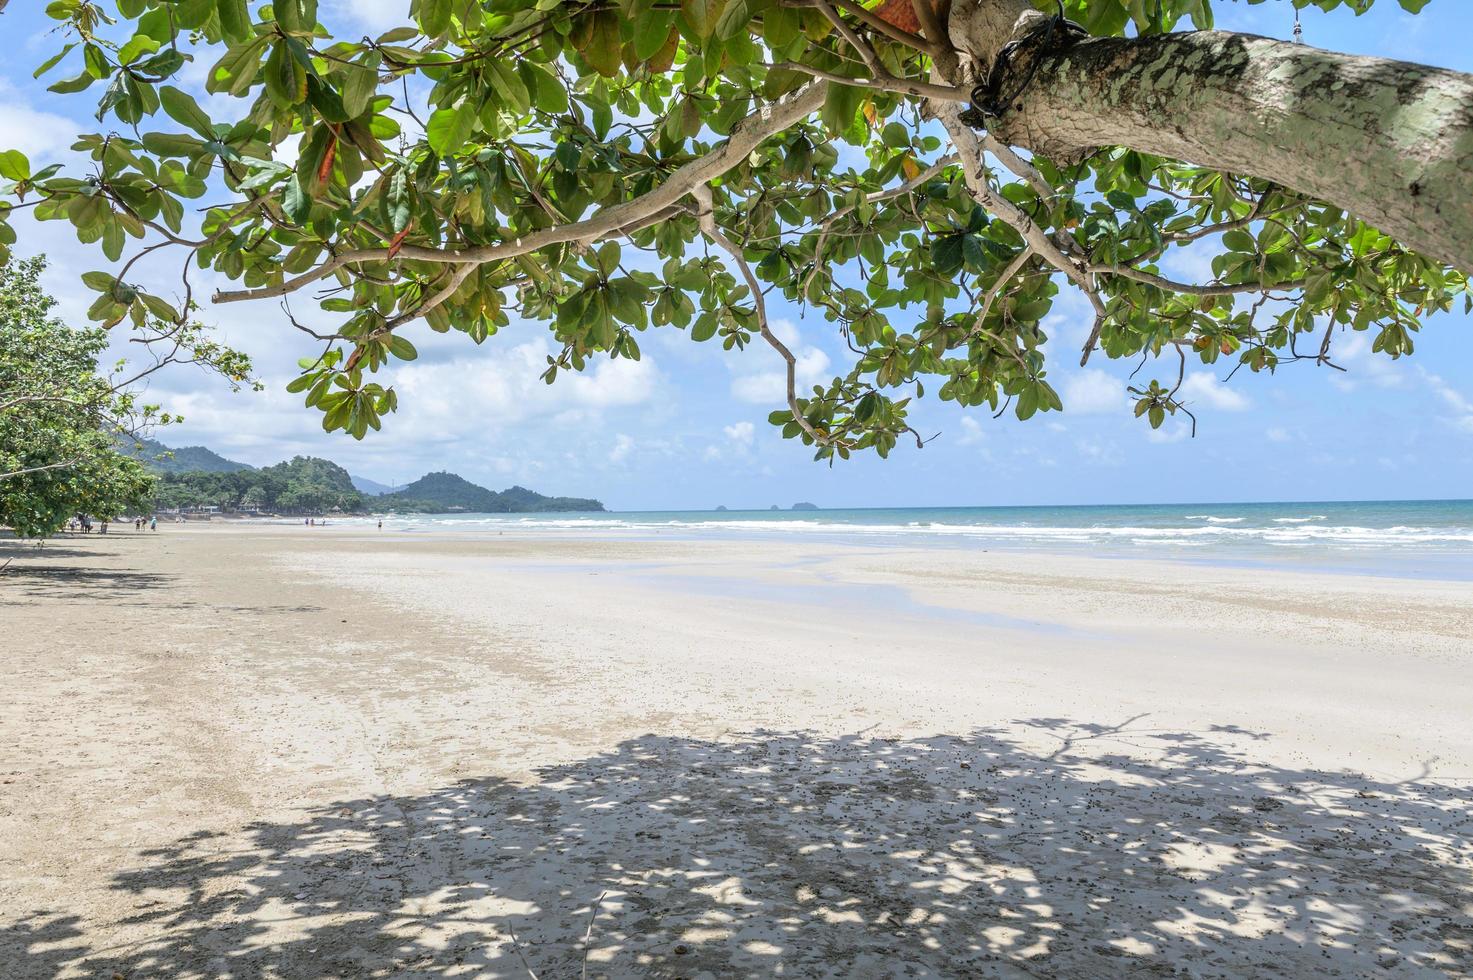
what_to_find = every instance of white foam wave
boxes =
[363,513,1473,548]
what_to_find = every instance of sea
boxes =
[334,499,1473,581]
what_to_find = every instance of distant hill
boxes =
[134,439,601,515]
[153,455,363,514]
[378,472,604,513]
[792,502,819,511]
[351,475,404,496]
[127,436,251,474]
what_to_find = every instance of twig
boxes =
[505,921,540,980]
[581,890,609,980]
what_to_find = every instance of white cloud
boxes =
[321,0,412,35]
[1420,370,1473,434]
[1146,425,1190,444]
[1331,332,1409,390]
[729,319,830,404]
[1075,438,1122,466]
[1179,373,1250,411]
[1265,426,1294,443]
[957,416,986,445]
[1062,368,1126,415]
[0,80,82,162]
[723,421,755,445]
[388,341,657,451]
[608,434,635,463]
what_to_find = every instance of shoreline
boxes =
[3,526,1471,977]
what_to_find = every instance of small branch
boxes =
[581,890,608,980]
[936,102,1107,359]
[811,0,881,75]
[1094,264,1306,297]
[800,0,938,55]
[0,456,86,482]
[966,246,1034,342]
[380,262,476,332]
[771,62,967,102]
[694,185,828,446]
[804,153,957,296]
[909,0,953,73]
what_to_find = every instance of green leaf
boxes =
[33,43,76,79]
[681,0,724,40]
[417,0,452,36]
[0,150,30,182]
[930,234,963,277]
[282,174,312,222]
[521,61,568,114]
[582,9,624,77]
[1222,228,1255,253]
[387,334,418,360]
[48,71,96,94]
[341,60,379,118]
[633,11,675,60]
[217,0,252,42]
[490,59,530,115]
[160,85,216,137]
[426,99,478,155]
[820,82,862,137]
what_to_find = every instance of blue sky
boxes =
[2,0,1471,509]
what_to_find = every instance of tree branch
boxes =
[772,62,967,102]
[1093,264,1306,296]
[803,153,958,296]
[693,185,828,446]
[212,85,829,305]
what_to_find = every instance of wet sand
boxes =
[2,524,1470,977]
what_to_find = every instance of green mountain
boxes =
[136,437,602,515]
[153,455,363,514]
[128,436,251,474]
[378,472,604,513]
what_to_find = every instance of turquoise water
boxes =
[350,499,1473,579]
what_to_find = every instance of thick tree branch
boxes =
[984,30,1473,272]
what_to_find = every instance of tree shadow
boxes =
[4,721,1470,977]
[0,563,175,603]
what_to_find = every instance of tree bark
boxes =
[949,4,1473,272]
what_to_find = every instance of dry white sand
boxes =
[2,524,1471,978]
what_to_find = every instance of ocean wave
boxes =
[1273,516,1327,524]
[360,514,1473,548]
[1185,515,1247,524]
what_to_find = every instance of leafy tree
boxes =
[4,0,1469,460]
[0,259,158,535]
[151,455,363,512]
[0,255,256,536]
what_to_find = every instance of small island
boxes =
[791,502,819,511]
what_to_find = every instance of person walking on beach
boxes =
[149,516,157,532]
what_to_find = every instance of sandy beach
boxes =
[2,524,1471,977]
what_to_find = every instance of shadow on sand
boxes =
[4,721,1470,978]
